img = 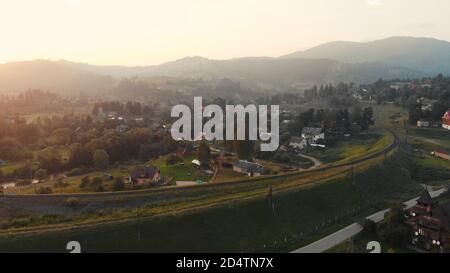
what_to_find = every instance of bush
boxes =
[80,176,91,189]
[112,177,125,191]
[91,177,104,192]
[35,187,53,194]
[360,219,377,237]
[54,178,68,189]
[379,225,409,248]
[273,153,291,164]
[34,169,47,181]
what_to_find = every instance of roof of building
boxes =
[233,160,265,173]
[130,166,160,179]
[301,127,323,136]
[417,190,434,206]
[436,150,450,155]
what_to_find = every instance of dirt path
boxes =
[297,153,322,169]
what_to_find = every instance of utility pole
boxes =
[136,208,141,244]
[267,184,275,216]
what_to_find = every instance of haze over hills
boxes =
[0,60,114,95]
[0,57,420,94]
[283,36,450,76]
[0,36,448,95]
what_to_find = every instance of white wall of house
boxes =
[313,133,325,142]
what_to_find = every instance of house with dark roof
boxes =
[128,166,161,185]
[233,160,266,177]
[301,127,323,139]
[405,190,450,252]
[289,136,307,150]
[300,127,325,148]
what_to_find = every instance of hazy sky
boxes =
[1,0,449,65]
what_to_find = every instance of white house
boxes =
[417,120,430,128]
[301,127,325,144]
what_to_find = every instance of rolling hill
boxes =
[0,60,114,95]
[283,36,450,76]
[0,57,421,94]
[4,36,447,94]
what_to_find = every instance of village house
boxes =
[417,120,430,128]
[417,97,437,112]
[128,166,161,185]
[289,136,307,150]
[442,110,450,130]
[107,111,118,120]
[405,190,450,252]
[301,127,325,146]
[233,160,266,177]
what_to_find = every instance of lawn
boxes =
[410,128,450,145]
[0,179,368,253]
[303,128,391,164]
[149,155,209,182]
[0,162,28,175]
[416,156,450,169]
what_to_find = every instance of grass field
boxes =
[0,178,368,253]
[0,103,414,252]
[0,162,27,175]
[303,127,391,164]
[150,155,209,182]
[410,127,450,142]
[0,146,422,253]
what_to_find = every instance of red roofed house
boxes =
[443,110,450,130]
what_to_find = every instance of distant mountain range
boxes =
[0,36,448,94]
[282,36,450,76]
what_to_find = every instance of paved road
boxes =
[291,187,448,253]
